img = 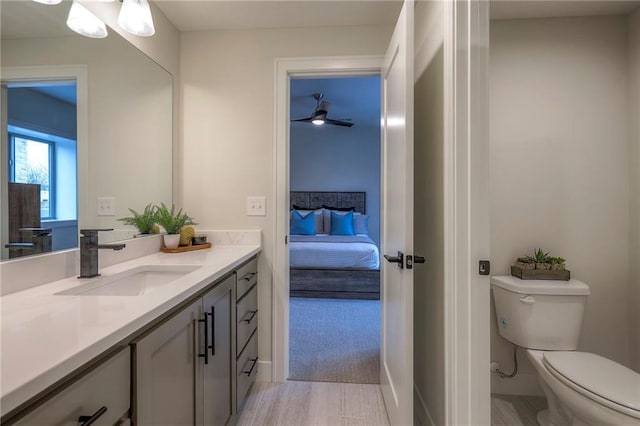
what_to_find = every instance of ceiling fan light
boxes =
[66,0,108,39]
[118,0,155,37]
[312,119,325,126]
[33,0,63,4]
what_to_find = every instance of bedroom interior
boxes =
[288,75,382,384]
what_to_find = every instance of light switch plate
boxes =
[247,196,266,216]
[97,197,116,216]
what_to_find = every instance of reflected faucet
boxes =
[79,229,126,278]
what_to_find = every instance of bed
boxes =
[289,191,380,299]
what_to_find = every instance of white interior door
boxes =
[380,1,414,424]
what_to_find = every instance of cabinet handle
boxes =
[243,310,258,324]
[243,357,259,376]
[241,272,256,282]
[209,306,216,356]
[78,406,107,426]
[198,315,209,365]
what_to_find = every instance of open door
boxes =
[380,1,414,424]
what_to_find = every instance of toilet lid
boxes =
[543,351,640,413]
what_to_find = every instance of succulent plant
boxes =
[549,257,566,265]
[118,203,157,234]
[531,248,550,263]
[516,256,533,264]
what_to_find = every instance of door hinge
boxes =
[479,260,490,275]
[285,235,288,245]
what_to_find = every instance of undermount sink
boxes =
[56,265,202,296]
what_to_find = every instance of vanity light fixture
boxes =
[33,0,63,4]
[117,0,155,37]
[66,0,108,39]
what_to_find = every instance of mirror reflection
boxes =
[1,0,172,260]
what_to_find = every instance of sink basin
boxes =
[56,265,202,296]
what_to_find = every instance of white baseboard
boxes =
[413,385,435,426]
[491,372,544,396]
[256,360,272,382]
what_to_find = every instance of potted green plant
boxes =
[118,203,157,235]
[531,248,551,270]
[516,256,536,270]
[155,203,196,249]
[549,256,567,271]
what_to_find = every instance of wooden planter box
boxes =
[511,265,570,281]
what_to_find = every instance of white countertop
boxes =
[0,243,260,416]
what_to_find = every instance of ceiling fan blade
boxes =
[325,118,354,127]
[292,117,313,123]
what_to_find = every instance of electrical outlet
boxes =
[97,197,116,216]
[247,196,266,216]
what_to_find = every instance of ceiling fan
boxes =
[292,93,354,127]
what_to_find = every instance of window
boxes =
[8,132,55,219]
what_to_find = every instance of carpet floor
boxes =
[288,297,380,384]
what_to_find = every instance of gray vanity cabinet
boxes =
[132,274,235,426]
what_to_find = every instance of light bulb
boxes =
[312,119,325,126]
[66,0,108,39]
[33,0,63,4]
[118,0,155,37]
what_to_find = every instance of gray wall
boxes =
[413,1,445,424]
[490,15,636,395]
[290,124,381,246]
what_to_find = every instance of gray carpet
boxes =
[289,297,380,384]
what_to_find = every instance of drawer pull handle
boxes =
[243,357,259,376]
[243,310,258,324]
[241,272,257,282]
[198,314,209,365]
[78,406,107,426]
[209,305,216,356]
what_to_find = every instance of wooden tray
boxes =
[511,265,570,281]
[162,242,212,253]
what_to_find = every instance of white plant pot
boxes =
[163,234,180,249]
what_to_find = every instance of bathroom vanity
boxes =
[0,234,261,425]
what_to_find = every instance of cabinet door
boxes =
[201,274,234,426]
[133,299,200,426]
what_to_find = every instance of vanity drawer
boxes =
[13,347,130,426]
[236,285,258,354]
[236,331,258,409]
[236,257,258,300]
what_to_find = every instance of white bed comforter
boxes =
[289,234,380,270]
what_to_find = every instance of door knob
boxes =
[406,255,426,269]
[383,251,404,269]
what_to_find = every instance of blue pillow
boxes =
[290,210,315,235]
[330,210,355,236]
[354,214,369,235]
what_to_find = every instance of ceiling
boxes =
[491,0,640,20]
[154,0,402,32]
[290,76,381,128]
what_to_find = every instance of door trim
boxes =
[443,1,491,424]
[273,55,383,382]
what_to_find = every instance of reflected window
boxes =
[8,133,54,219]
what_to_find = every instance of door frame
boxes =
[273,55,384,382]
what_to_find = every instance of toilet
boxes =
[491,275,640,426]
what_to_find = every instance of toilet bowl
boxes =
[527,349,640,426]
[491,275,640,426]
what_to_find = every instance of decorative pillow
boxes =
[290,210,315,235]
[293,208,324,233]
[330,210,355,236]
[323,209,360,234]
[322,204,355,212]
[354,214,369,235]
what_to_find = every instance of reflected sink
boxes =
[56,265,202,296]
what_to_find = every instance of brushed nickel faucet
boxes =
[79,229,126,278]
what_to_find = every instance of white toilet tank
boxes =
[491,276,590,350]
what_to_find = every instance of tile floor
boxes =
[491,394,547,426]
[237,381,390,426]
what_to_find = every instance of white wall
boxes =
[290,124,381,245]
[629,8,640,372]
[490,15,633,394]
[413,1,445,424]
[180,25,392,372]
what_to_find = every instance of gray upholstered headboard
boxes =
[290,191,366,214]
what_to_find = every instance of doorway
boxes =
[287,75,382,384]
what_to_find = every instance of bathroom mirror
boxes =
[0,1,172,260]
